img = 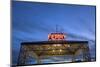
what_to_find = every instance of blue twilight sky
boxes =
[12,1,96,64]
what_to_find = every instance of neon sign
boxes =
[48,33,66,40]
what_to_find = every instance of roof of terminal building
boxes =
[21,40,88,45]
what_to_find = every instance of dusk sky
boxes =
[12,1,96,64]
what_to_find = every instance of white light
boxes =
[59,49,62,52]
[67,45,70,47]
[57,44,61,46]
[53,44,57,46]
[52,50,55,52]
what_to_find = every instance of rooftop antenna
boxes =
[55,25,63,33]
[56,25,59,33]
[56,25,58,33]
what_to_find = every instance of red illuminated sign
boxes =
[48,33,66,40]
